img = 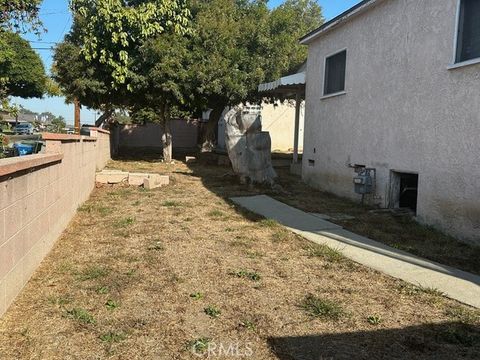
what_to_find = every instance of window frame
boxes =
[322,48,347,97]
[452,0,480,67]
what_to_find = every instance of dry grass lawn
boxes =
[0,158,479,359]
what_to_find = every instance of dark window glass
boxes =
[324,50,346,95]
[456,0,480,63]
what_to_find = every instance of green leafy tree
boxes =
[0,0,43,35]
[0,31,47,98]
[54,0,192,130]
[265,0,323,79]
[187,0,269,149]
[0,0,44,117]
[187,0,323,149]
[50,115,67,133]
[130,32,192,161]
[54,0,322,158]
[70,0,191,89]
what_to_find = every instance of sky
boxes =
[13,0,361,125]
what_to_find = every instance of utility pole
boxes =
[74,99,81,134]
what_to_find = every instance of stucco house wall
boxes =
[261,102,304,153]
[302,0,480,243]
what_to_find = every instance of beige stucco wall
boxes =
[303,0,480,243]
[0,132,111,317]
[261,102,304,152]
[217,102,305,153]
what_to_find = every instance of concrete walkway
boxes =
[231,195,480,308]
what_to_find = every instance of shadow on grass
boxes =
[182,157,480,277]
[267,322,480,360]
[110,151,480,276]
[113,149,196,163]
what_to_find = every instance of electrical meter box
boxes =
[354,169,374,194]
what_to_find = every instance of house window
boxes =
[456,0,480,63]
[324,50,346,95]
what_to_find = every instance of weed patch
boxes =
[77,266,109,281]
[187,338,211,354]
[239,320,256,331]
[190,292,204,300]
[105,299,119,310]
[162,200,181,207]
[115,217,135,227]
[258,219,280,228]
[99,331,126,343]
[65,308,95,324]
[300,294,344,320]
[445,306,480,325]
[305,243,344,262]
[204,306,221,318]
[367,315,382,325]
[96,286,109,294]
[207,209,225,218]
[230,269,261,281]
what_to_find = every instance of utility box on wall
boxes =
[353,168,375,194]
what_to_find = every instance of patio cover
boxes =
[258,72,305,95]
[258,62,306,98]
[257,64,306,164]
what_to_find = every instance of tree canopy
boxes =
[0,0,43,35]
[69,0,191,89]
[0,31,47,98]
[54,0,324,154]
[0,0,46,114]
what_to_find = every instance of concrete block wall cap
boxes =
[0,153,63,177]
[41,133,97,142]
[92,127,110,134]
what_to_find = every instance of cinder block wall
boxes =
[112,120,199,154]
[0,131,111,317]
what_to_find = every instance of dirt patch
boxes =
[0,158,478,359]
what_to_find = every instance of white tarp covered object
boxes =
[224,105,277,185]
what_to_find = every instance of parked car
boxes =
[14,123,34,135]
[80,124,95,136]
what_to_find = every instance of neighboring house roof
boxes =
[299,0,385,45]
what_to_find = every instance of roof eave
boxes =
[299,0,383,45]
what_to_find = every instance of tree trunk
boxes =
[95,109,114,128]
[161,104,172,163]
[201,106,224,152]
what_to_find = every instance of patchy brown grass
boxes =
[0,158,479,359]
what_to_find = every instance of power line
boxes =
[39,11,69,16]
[57,17,72,43]
[28,40,58,44]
